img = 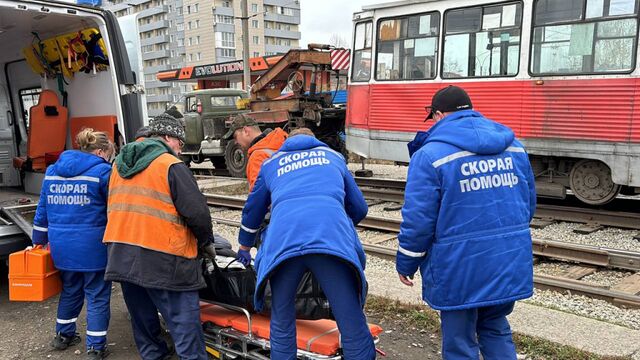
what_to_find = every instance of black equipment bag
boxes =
[200,259,334,320]
[262,271,334,320]
[199,259,256,312]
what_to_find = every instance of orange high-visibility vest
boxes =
[103,153,198,259]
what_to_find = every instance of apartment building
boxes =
[104,0,190,116]
[183,0,301,67]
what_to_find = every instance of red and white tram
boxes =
[346,0,640,205]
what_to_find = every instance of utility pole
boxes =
[240,0,251,91]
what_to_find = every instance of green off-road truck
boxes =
[181,89,250,177]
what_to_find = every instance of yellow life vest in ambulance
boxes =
[103,153,198,259]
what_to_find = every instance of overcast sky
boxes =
[299,0,383,47]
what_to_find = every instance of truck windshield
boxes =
[211,96,242,107]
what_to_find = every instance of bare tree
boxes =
[328,33,349,48]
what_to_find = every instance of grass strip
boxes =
[365,295,630,360]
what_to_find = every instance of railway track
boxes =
[195,169,640,231]
[205,193,640,308]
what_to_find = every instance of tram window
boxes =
[531,0,638,75]
[352,21,373,82]
[375,12,440,81]
[534,0,583,24]
[442,2,522,78]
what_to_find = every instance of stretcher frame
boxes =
[201,300,379,360]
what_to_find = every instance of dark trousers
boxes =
[120,282,206,360]
[269,254,375,360]
[440,302,517,360]
[56,270,111,350]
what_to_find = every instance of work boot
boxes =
[51,332,81,350]
[87,347,110,360]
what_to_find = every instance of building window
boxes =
[177,23,184,31]
[188,21,192,30]
[252,3,258,12]
[352,21,373,82]
[197,52,202,61]
[177,6,182,15]
[253,51,260,57]
[194,3,199,12]
[252,20,259,28]
[178,38,184,46]
[216,32,236,47]
[276,6,294,16]
[216,15,234,24]
[186,5,191,14]
[195,20,200,29]
[253,36,260,44]
[188,37,193,46]
[531,0,638,75]
[376,12,440,80]
[170,35,175,42]
[443,2,522,78]
[189,53,193,62]
[222,1,231,7]
[196,36,201,45]
[220,48,236,57]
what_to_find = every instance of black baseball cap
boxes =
[425,85,473,121]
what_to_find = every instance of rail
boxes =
[206,193,640,308]
[204,194,640,271]
[198,171,640,230]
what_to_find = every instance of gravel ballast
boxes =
[532,222,640,252]
[208,202,640,332]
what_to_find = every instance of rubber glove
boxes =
[237,247,252,266]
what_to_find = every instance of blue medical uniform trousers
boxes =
[120,282,207,360]
[268,254,375,360]
[440,302,517,360]
[56,270,111,350]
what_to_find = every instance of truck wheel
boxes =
[210,157,227,170]
[224,140,247,178]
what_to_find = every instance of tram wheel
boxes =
[569,159,620,205]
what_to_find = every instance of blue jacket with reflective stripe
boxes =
[32,150,112,272]
[397,110,536,311]
[239,135,369,311]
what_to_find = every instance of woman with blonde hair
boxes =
[32,128,114,360]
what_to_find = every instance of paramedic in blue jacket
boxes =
[236,129,375,360]
[397,86,536,359]
[32,128,114,360]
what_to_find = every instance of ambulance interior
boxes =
[0,2,137,194]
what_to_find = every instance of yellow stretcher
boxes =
[23,28,108,78]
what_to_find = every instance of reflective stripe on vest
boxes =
[103,152,198,259]
[259,148,275,156]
